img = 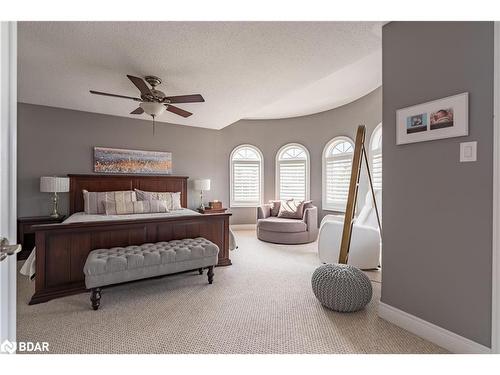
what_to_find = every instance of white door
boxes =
[0,21,17,349]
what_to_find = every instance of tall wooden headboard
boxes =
[68,174,189,214]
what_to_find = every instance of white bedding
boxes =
[20,209,237,279]
[64,208,201,223]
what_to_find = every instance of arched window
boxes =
[230,144,264,207]
[370,123,382,191]
[322,136,355,212]
[275,143,310,201]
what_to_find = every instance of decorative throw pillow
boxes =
[302,200,314,210]
[134,189,182,210]
[83,190,136,214]
[105,200,169,215]
[269,200,281,217]
[170,192,182,210]
[277,199,305,219]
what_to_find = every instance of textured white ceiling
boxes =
[247,50,381,119]
[18,22,382,129]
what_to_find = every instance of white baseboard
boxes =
[230,224,256,230]
[378,302,491,354]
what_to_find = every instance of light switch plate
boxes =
[460,141,477,162]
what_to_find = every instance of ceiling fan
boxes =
[89,75,205,133]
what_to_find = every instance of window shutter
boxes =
[279,160,306,200]
[233,161,260,205]
[369,124,382,191]
[326,153,352,209]
[372,151,382,190]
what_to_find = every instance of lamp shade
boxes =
[40,176,69,193]
[194,179,211,191]
[140,102,166,117]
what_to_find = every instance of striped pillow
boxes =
[277,199,305,219]
[83,190,136,214]
[104,200,169,215]
[134,189,182,210]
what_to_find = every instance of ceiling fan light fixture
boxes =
[139,102,166,117]
[89,74,203,120]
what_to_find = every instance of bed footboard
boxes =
[30,213,231,305]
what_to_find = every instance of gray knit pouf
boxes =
[311,263,372,312]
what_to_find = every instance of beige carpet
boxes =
[17,230,446,354]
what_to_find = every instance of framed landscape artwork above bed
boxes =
[93,147,172,174]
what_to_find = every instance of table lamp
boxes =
[40,176,69,218]
[194,179,211,210]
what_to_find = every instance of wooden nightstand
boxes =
[17,216,66,260]
[197,208,228,214]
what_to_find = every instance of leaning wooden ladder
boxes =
[338,125,382,264]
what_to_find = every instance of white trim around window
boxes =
[275,143,310,201]
[229,144,264,208]
[322,136,355,212]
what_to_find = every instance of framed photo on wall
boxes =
[396,92,469,145]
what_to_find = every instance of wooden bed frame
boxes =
[30,174,231,305]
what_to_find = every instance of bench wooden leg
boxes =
[198,268,203,275]
[207,266,214,284]
[90,287,101,310]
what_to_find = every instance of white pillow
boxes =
[277,199,306,219]
[105,200,169,215]
[134,189,182,210]
[83,190,136,214]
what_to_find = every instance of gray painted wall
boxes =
[220,88,381,223]
[382,22,493,347]
[17,88,381,224]
[17,105,222,216]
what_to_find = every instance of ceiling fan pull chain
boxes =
[152,115,156,135]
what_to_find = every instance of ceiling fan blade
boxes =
[165,94,205,104]
[90,90,140,101]
[127,75,153,96]
[165,105,192,118]
[130,107,144,115]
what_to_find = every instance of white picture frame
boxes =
[396,92,469,145]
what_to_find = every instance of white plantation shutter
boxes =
[276,144,309,200]
[323,138,354,211]
[230,145,263,207]
[326,153,352,207]
[372,151,382,190]
[370,124,382,191]
[233,161,260,203]
[279,161,306,200]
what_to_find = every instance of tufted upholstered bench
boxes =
[83,237,219,310]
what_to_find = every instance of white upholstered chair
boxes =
[318,190,381,269]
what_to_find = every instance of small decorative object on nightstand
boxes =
[209,200,222,209]
[17,216,66,260]
[40,176,69,218]
[194,178,211,210]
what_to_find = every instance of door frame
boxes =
[492,21,500,354]
[0,21,17,345]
